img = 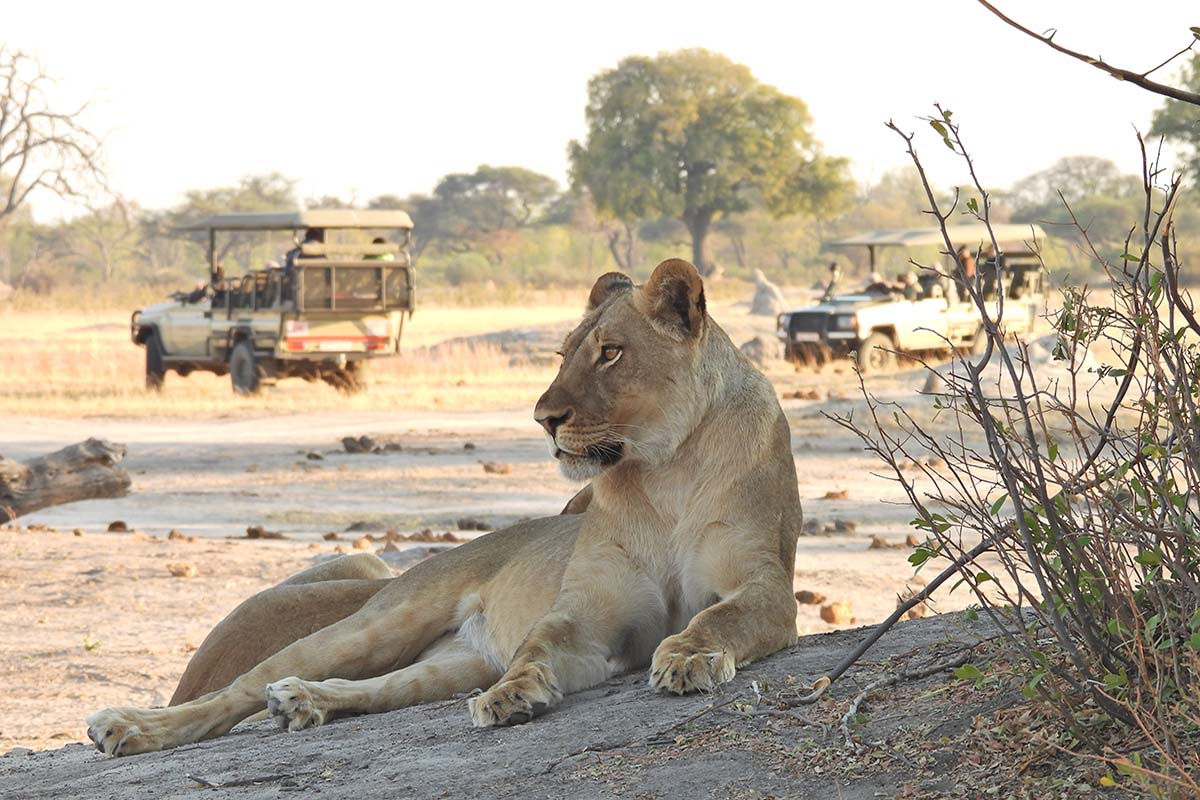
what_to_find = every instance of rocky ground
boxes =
[3,612,1125,800]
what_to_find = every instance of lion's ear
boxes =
[587,272,634,311]
[641,259,706,338]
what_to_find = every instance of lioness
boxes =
[86,259,802,756]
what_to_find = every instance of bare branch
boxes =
[0,47,107,223]
[977,1,1200,106]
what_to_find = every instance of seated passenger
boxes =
[283,229,323,303]
[285,228,325,272]
[364,236,396,261]
[863,271,891,294]
[901,271,919,300]
[918,273,944,299]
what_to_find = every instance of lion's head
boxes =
[534,259,711,481]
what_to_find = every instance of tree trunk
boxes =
[688,213,721,279]
[0,438,131,521]
[606,221,638,273]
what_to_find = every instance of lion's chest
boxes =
[606,543,720,669]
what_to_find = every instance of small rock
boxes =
[323,532,341,541]
[481,461,512,475]
[795,590,826,605]
[166,562,197,578]
[897,587,929,620]
[107,520,128,532]
[867,535,908,550]
[822,489,849,501]
[306,452,324,461]
[342,435,378,454]
[352,536,372,551]
[73,529,84,537]
[456,517,490,532]
[245,525,287,540]
[463,442,477,451]
[820,602,854,625]
[739,335,784,367]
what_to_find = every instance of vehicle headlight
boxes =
[836,314,857,330]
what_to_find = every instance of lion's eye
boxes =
[598,345,622,365]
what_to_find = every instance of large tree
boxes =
[569,48,849,277]
[1150,53,1200,178]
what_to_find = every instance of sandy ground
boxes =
[0,298,1030,755]
[0,392,996,754]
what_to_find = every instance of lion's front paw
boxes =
[266,677,326,732]
[649,642,735,694]
[468,666,561,728]
[86,708,162,757]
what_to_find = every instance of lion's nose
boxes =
[536,408,573,436]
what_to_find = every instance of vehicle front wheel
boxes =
[229,341,261,395]
[856,331,897,374]
[144,330,165,392]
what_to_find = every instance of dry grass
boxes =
[0,303,588,417]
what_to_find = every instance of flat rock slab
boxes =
[2,614,992,799]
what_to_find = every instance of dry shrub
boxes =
[843,111,1199,794]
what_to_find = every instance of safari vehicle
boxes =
[130,209,414,394]
[776,224,1047,373]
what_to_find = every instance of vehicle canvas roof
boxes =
[178,209,414,231]
[830,223,1046,249]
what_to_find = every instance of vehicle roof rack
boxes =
[177,209,414,232]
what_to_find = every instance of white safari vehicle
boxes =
[130,210,415,394]
[777,224,1047,373]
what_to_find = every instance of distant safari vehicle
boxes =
[777,224,1047,373]
[130,209,415,395]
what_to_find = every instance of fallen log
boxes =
[0,438,131,521]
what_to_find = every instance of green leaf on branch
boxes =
[953,663,985,685]
[1103,671,1128,691]
[1132,547,1160,566]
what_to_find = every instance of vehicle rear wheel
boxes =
[229,341,261,395]
[144,330,165,392]
[856,331,897,374]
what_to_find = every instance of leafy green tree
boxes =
[433,165,559,237]
[1004,157,1141,262]
[152,172,299,274]
[1150,53,1200,177]
[569,48,850,277]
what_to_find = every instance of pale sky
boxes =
[5,0,1196,221]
